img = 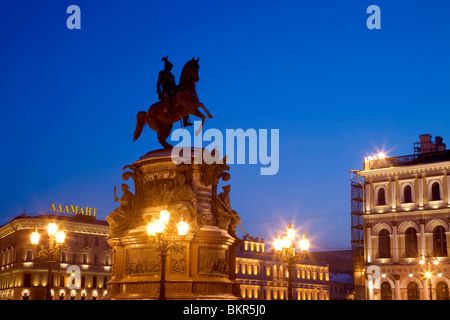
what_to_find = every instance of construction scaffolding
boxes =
[350,170,365,300]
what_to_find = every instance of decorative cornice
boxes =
[360,161,450,178]
[0,217,109,239]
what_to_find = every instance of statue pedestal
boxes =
[107,148,241,300]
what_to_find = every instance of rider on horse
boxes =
[156,56,193,127]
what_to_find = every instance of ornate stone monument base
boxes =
[106,148,241,300]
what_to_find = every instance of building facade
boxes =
[1,214,330,300]
[236,236,329,300]
[0,212,111,300]
[354,134,450,300]
[309,250,354,300]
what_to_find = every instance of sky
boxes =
[1,0,449,251]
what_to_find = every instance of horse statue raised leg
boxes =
[133,57,213,149]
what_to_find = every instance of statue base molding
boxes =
[106,148,241,300]
[107,225,239,300]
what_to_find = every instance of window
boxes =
[25,249,33,262]
[407,282,420,300]
[105,252,111,265]
[380,282,392,300]
[431,182,441,201]
[95,237,99,247]
[433,226,448,257]
[405,228,418,258]
[23,274,31,287]
[377,188,386,205]
[61,251,67,263]
[404,185,413,203]
[378,229,391,258]
[84,235,89,247]
[436,282,449,300]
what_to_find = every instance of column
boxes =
[419,221,426,258]
[366,224,372,263]
[422,174,428,207]
[391,178,397,212]
[366,182,372,213]
[393,223,399,263]
[387,178,392,209]
[394,275,401,300]
[443,171,449,205]
[414,174,420,208]
[395,177,401,209]
[418,175,424,209]
[423,279,430,300]
[447,170,450,206]
[446,231,450,259]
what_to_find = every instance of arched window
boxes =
[404,185,412,203]
[377,188,386,205]
[378,229,391,258]
[380,282,392,300]
[436,282,449,300]
[433,226,448,257]
[431,182,441,201]
[407,282,420,300]
[405,228,418,258]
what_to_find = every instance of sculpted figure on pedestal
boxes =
[156,56,192,127]
[167,172,200,232]
[133,57,213,149]
[106,184,136,238]
[214,185,241,238]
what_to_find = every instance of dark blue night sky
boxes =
[1,0,449,250]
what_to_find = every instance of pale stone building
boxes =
[236,235,329,300]
[355,134,450,300]
[0,212,111,300]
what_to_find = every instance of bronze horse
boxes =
[133,58,213,149]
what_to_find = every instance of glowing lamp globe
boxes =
[286,223,295,241]
[154,219,165,234]
[299,233,310,251]
[274,234,283,252]
[147,222,156,236]
[55,230,66,244]
[281,235,291,249]
[160,210,170,225]
[177,220,189,236]
[47,223,58,236]
[30,229,40,245]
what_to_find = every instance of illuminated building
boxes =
[352,134,450,300]
[0,214,329,300]
[236,235,329,300]
[0,212,111,300]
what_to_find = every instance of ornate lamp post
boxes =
[30,222,66,300]
[419,255,441,300]
[146,210,189,300]
[273,223,310,300]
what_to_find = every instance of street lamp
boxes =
[29,222,66,300]
[146,210,189,300]
[273,223,309,300]
[420,255,441,300]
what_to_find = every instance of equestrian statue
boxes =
[133,56,213,149]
